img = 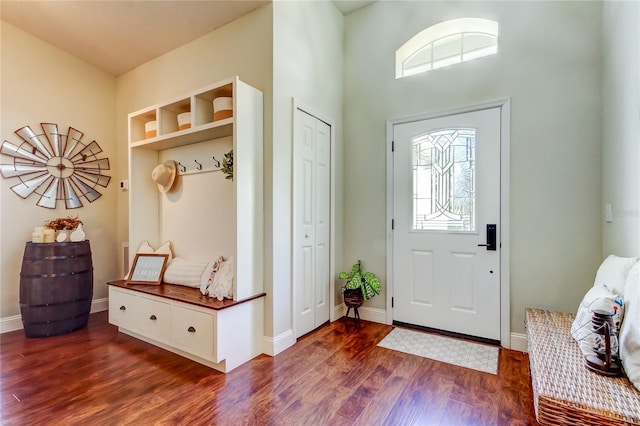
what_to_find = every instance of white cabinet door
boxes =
[171,305,215,361]
[109,288,137,329]
[138,296,171,342]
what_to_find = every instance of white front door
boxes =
[392,107,501,341]
[293,108,331,338]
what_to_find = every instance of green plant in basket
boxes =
[338,260,381,301]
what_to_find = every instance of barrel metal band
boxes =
[20,268,93,278]
[22,254,91,261]
[20,296,92,309]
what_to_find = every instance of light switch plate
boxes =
[604,204,613,223]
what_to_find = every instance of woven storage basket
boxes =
[525,308,640,425]
[213,97,233,121]
[145,121,157,139]
[343,288,363,308]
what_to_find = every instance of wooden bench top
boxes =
[108,280,265,311]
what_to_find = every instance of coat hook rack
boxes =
[176,155,224,176]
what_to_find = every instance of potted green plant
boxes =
[222,149,233,181]
[338,260,381,319]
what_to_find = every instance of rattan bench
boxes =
[525,308,640,425]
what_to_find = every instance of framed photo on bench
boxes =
[127,254,169,285]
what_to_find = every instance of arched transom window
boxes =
[396,18,498,79]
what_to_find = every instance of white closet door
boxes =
[294,108,330,338]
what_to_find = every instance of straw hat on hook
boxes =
[151,160,177,193]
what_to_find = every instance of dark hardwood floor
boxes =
[1,312,538,425]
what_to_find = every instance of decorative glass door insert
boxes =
[412,128,475,231]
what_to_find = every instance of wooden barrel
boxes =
[20,240,93,337]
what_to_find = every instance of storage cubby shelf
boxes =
[130,118,233,151]
[129,78,234,146]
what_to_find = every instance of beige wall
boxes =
[1,21,118,317]
[344,1,603,335]
[114,4,274,327]
[602,1,640,258]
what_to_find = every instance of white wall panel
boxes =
[602,1,640,258]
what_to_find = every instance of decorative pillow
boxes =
[619,262,640,391]
[137,241,155,254]
[571,284,624,356]
[208,256,234,301]
[124,240,173,279]
[163,257,209,287]
[200,256,225,296]
[593,254,639,298]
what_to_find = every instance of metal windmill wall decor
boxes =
[0,123,111,209]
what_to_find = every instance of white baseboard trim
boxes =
[0,315,22,334]
[510,332,528,352]
[332,303,345,322]
[90,297,109,313]
[262,328,295,356]
[0,297,109,334]
[336,304,387,324]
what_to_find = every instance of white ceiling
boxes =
[1,0,375,77]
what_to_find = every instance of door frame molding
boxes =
[291,98,337,339]
[385,98,511,348]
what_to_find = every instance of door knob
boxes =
[478,224,497,251]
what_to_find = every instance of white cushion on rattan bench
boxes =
[620,263,640,392]
[594,255,639,298]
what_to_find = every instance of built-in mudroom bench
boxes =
[110,76,264,373]
[108,280,265,372]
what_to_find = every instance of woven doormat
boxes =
[377,328,499,375]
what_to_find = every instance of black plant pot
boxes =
[344,288,364,307]
[344,288,363,320]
